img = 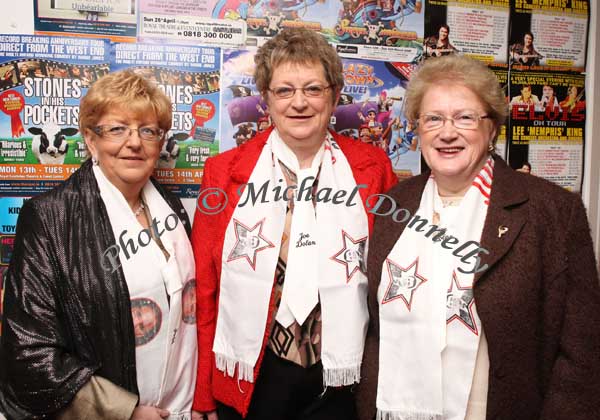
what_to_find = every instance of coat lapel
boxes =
[473,157,529,420]
[230,129,270,185]
[223,128,271,216]
[475,156,528,284]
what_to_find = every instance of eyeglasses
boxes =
[92,125,165,142]
[268,85,331,99]
[418,111,490,131]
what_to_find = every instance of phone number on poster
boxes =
[182,31,234,40]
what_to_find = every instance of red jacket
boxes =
[191,128,397,416]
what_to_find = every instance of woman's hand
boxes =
[131,405,170,419]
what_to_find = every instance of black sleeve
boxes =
[0,200,94,419]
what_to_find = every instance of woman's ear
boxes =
[333,88,342,107]
[83,128,97,157]
[489,125,498,145]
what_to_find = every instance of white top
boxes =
[93,166,197,420]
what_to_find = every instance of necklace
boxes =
[133,202,145,216]
[279,161,297,184]
[431,211,447,242]
[133,195,145,217]
[432,196,462,242]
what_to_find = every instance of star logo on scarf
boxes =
[227,218,275,270]
[446,271,478,335]
[381,258,427,310]
[331,230,367,283]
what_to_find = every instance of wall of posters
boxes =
[2,2,589,199]
[334,58,420,178]
[0,197,25,246]
[507,70,585,191]
[0,34,110,195]
[111,41,221,198]
[220,47,264,152]
[422,0,588,189]
[34,0,137,41]
[138,0,216,16]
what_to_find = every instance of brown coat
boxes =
[357,156,600,420]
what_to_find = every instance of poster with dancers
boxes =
[221,47,420,179]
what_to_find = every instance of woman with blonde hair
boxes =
[0,70,200,420]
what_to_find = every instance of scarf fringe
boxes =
[376,410,443,420]
[323,365,361,386]
[215,353,255,383]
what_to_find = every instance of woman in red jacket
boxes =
[191,28,396,420]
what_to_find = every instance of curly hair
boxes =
[254,28,344,104]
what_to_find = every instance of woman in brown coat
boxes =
[358,55,600,420]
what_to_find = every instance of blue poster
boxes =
[0,34,110,195]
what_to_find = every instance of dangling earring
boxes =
[330,115,337,125]
[92,155,99,165]
[488,143,495,153]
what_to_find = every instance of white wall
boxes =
[0,1,34,34]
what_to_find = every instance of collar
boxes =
[229,127,382,183]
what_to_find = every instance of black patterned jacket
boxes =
[0,160,190,419]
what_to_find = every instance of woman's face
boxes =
[265,61,336,147]
[418,84,496,191]
[84,105,164,197]
[524,34,533,46]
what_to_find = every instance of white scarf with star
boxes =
[376,159,493,420]
[213,129,369,386]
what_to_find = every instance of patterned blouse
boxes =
[267,161,322,368]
